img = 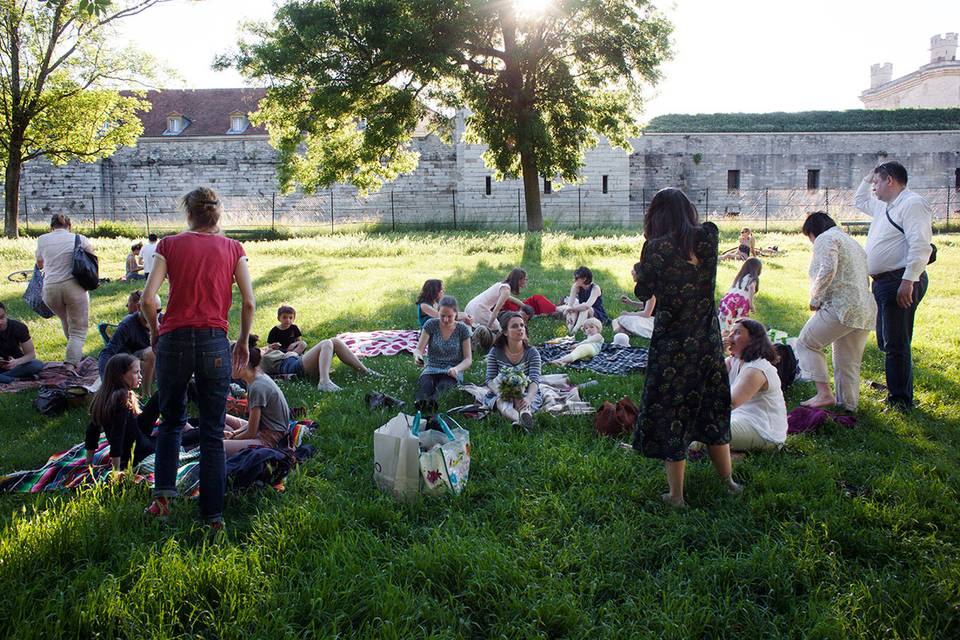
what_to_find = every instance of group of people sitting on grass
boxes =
[15,160,928,519]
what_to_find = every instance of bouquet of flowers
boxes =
[497,365,530,401]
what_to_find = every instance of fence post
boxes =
[144,195,150,235]
[947,186,951,232]
[578,187,582,229]
[91,195,97,231]
[641,188,646,216]
[764,188,769,233]
[517,188,522,235]
[22,196,28,231]
[705,188,709,221]
[825,187,830,212]
[330,188,334,233]
[452,189,457,230]
[391,190,396,231]
[271,193,276,231]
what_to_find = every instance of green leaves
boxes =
[228,0,672,204]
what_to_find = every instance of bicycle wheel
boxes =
[7,269,32,283]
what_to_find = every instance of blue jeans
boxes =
[872,271,928,408]
[0,359,44,384]
[154,327,231,522]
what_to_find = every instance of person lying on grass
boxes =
[484,312,542,432]
[258,334,380,392]
[416,279,473,328]
[413,295,472,415]
[549,318,604,366]
[223,336,292,457]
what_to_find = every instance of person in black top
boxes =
[267,305,306,354]
[0,302,44,384]
[98,294,159,395]
[86,353,159,469]
[630,188,741,508]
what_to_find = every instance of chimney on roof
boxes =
[930,33,958,63]
[870,63,893,88]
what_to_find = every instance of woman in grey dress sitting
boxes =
[412,295,473,414]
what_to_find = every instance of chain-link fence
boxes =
[17,185,959,234]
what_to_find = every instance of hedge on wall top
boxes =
[643,108,960,133]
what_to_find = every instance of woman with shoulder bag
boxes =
[35,213,95,366]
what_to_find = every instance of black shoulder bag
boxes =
[71,234,100,290]
[885,208,937,265]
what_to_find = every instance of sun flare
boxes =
[513,0,553,19]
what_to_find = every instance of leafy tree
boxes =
[1,0,169,238]
[226,0,671,231]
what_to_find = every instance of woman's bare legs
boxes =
[331,337,379,375]
[300,339,340,391]
[224,435,268,458]
[664,460,686,507]
[568,308,594,335]
[706,443,742,494]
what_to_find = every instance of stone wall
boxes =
[17,126,960,228]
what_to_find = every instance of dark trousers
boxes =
[0,359,43,384]
[416,373,458,407]
[154,327,231,522]
[872,271,928,408]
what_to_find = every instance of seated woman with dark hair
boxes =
[416,279,474,328]
[484,312,542,431]
[465,268,552,331]
[86,353,159,469]
[223,336,292,457]
[693,319,788,452]
[412,295,472,414]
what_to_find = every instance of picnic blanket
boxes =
[538,338,648,375]
[0,420,314,494]
[459,373,595,417]
[0,438,202,494]
[0,356,100,394]
[336,330,420,357]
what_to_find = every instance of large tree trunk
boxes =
[519,149,543,232]
[4,149,22,239]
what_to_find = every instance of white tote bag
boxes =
[373,412,422,500]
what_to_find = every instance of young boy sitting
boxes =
[267,305,307,355]
[549,318,604,366]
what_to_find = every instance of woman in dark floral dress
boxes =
[631,188,742,507]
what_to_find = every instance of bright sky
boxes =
[116,0,960,119]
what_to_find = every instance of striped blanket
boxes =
[0,438,201,494]
[0,421,313,494]
[336,330,421,357]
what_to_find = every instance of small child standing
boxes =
[718,258,762,337]
[550,318,604,366]
[267,305,307,355]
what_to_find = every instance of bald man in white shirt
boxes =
[853,161,933,411]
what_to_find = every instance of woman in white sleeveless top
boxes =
[693,318,788,452]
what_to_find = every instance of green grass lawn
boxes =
[0,228,957,639]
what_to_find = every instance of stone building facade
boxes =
[860,33,960,109]
[17,88,960,228]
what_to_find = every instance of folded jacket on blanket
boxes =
[336,330,421,357]
[538,338,648,375]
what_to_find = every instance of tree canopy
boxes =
[1,0,166,237]
[226,0,672,230]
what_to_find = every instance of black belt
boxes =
[872,268,906,282]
